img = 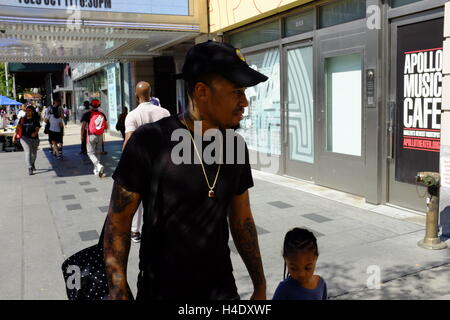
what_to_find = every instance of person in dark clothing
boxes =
[115,107,128,139]
[13,106,41,175]
[79,100,90,155]
[104,41,269,300]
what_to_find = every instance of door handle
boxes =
[387,100,396,160]
[283,101,288,145]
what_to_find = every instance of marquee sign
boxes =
[1,0,189,16]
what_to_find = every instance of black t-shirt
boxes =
[21,117,41,139]
[112,115,254,299]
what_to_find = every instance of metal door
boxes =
[315,26,367,196]
[387,14,444,212]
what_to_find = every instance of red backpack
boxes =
[88,111,106,135]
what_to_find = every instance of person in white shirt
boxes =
[123,81,170,243]
[45,105,64,159]
[17,105,26,120]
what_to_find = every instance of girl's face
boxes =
[285,250,318,286]
[26,109,33,118]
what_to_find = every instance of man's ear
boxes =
[194,82,210,102]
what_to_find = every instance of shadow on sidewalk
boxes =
[43,141,123,177]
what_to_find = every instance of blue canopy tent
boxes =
[0,95,22,106]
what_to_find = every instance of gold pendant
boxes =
[208,190,215,198]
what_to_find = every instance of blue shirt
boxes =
[272,276,328,300]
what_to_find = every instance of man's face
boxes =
[203,76,249,129]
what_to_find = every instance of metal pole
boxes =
[4,63,9,97]
[12,73,16,100]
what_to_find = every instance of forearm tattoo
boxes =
[103,182,138,299]
[231,215,266,289]
[103,220,130,298]
[110,182,135,213]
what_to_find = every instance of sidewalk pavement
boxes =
[0,123,449,300]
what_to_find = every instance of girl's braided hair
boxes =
[283,228,318,280]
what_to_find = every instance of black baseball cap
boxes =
[175,41,268,87]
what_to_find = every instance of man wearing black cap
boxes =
[104,41,268,300]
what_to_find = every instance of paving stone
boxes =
[98,206,109,213]
[84,188,98,193]
[66,204,82,211]
[303,213,333,223]
[256,225,270,235]
[267,201,294,209]
[55,180,66,185]
[61,195,76,201]
[79,181,91,186]
[78,230,99,242]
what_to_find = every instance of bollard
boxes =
[416,172,448,250]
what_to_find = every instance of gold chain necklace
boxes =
[181,116,221,198]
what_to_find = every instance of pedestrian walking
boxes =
[79,101,90,155]
[45,104,64,159]
[17,104,26,120]
[63,105,69,127]
[122,81,170,243]
[13,105,41,175]
[81,99,108,177]
[103,41,268,300]
[272,228,328,300]
[115,107,128,139]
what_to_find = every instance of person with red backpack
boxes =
[80,99,109,177]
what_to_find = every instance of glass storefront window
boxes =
[287,46,314,163]
[229,21,280,49]
[319,0,366,28]
[73,64,122,130]
[284,10,314,37]
[238,48,281,156]
[390,0,422,8]
[325,53,362,156]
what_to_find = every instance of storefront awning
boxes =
[0,0,206,63]
[0,21,199,63]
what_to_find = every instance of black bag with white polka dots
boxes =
[61,224,110,300]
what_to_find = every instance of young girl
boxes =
[272,227,327,300]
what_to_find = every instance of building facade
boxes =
[209,0,447,213]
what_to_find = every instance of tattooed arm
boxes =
[103,182,141,300]
[229,190,266,300]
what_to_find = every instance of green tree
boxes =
[0,63,14,97]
